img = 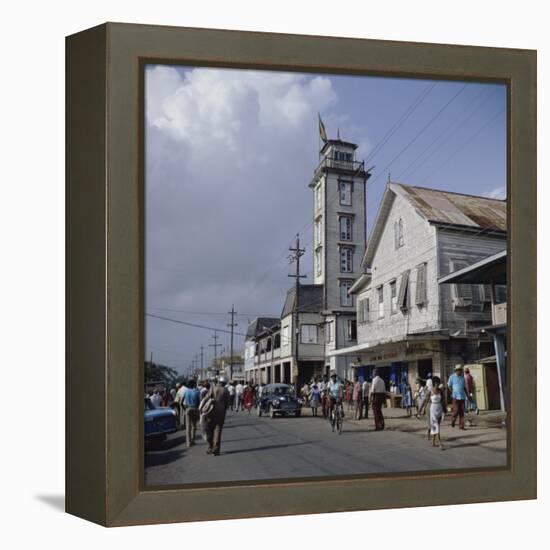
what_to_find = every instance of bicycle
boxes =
[329,399,344,434]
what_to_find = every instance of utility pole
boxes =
[209,331,222,374]
[200,345,204,380]
[227,304,238,380]
[288,234,306,387]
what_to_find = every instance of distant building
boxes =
[330,182,506,388]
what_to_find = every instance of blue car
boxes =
[257,383,303,418]
[144,397,178,446]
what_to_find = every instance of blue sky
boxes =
[145,65,506,373]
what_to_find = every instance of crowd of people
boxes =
[145,363,480,455]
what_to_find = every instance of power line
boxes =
[368,83,469,187]
[146,312,248,337]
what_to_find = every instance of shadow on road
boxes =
[223,440,321,455]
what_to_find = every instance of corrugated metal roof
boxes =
[392,183,506,231]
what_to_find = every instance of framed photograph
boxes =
[66,23,536,526]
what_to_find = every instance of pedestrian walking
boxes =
[448,364,468,430]
[464,367,479,415]
[243,382,255,414]
[402,378,413,417]
[301,382,310,405]
[204,376,231,456]
[415,378,427,418]
[235,381,244,412]
[176,381,188,428]
[362,378,370,418]
[370,369,386,431]
[182,380,201,447]
[426,376,446,447]
[227,381,235,411]
[319,376,329,418]
[309,383,321,416]
[353,376,363,419]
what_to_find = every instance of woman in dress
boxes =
[402,376,413,417]
[309,383,321,417]
[426,376,445,448]
[242,383,255,414]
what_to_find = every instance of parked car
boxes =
[257,383,303,418]
[144,397,178,447]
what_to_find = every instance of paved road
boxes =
[145,408,506,486]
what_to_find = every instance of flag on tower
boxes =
[318,113,328,142]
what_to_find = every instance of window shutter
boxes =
[415,263,427,305]
[481,284,492,302]
[398,270,410,310]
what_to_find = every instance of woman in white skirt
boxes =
[427,376,445,448]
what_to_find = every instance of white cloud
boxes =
[144,65,341,365]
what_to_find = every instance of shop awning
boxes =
[328,330,450,357]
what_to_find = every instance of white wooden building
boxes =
[330,182,506,387]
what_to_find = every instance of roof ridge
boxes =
[390,181,507,202]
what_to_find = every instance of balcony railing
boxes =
[311,156,367,186]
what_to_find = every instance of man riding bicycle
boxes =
[327,372,343,420]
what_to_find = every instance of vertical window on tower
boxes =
[339,216,352,241]
[340,246,353,272]
[315,248,322,276]
[339,181,352,206]
[315,183,322,211]
[347,319,357,340]
[340,280,353,306]
[315,218,322,246]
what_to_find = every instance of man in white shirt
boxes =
[227,382,236,411]
[235,382,244,411]
[175,382,188,428]
[150,390,162,408]
[369,369,387,431]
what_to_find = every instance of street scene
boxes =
[144,65,507,485]
[145,391,506,486]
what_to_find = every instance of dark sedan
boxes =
[257,383,303,418]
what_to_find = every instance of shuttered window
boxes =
[450,259,473,307]
[358,297,371,324]
[398,270,410,311]
[390,280,397,313]
[415,263,428,305]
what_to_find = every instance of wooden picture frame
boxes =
[66,22,536,527]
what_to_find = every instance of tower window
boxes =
[340,280,353,306]
[347,319,357,340]
[340,246,353,273]
[339,181,352,206]
[315,184,322,211]
[315,248,322,276]
[339,216,352,241]
[315,219,322,246]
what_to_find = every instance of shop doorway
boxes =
[417,358,433,380]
